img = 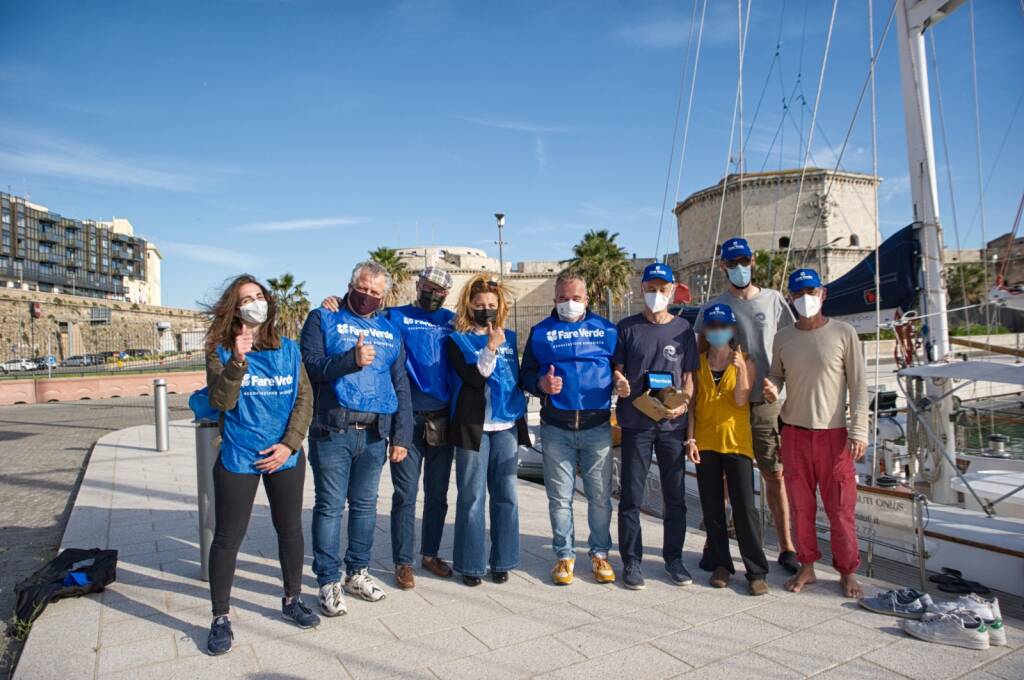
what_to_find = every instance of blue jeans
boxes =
[540,422,613,560]
[309,426,387,586]
[453,428,520,577]
[390,413,454,566]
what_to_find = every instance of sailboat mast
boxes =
[895,0,964,503]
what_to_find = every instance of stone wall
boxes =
[0,287,206,362]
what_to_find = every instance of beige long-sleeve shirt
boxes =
[768,318,869,442]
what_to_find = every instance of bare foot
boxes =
[840,573,863,598]
[785,564,817,592]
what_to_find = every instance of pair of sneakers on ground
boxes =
[318,566,387,617]
[551,557,693,590]
[859,588,1006,650]
[208,596,320,656]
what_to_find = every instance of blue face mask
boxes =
[727,264,751,288]
[705,328,734,348]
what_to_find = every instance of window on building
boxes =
[2,208,9,224]
[849,234,860,247]
[779,236,790,248]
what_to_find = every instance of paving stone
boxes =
[338,627,488,680]
[97,634,176,675]
[555,607,689,659]
[810,657,912,679]
[651,613,786,668]
[744,591,849,631]
[464,601,599,649]
[863,636,1014,680]
[982,647,1024,680]
[99,645,259,680]
[537,642,692,680]
[673,650,803,679]
[378,596,511,640]
[754,618,894,675]
[431,635,585,680]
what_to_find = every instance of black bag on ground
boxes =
[12,548,118,630]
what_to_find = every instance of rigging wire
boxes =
[869,0,882,483]
[654,0,700,260]
[703,0,753,302]
[670,0,710,240]
[962,88,1024,238]
[968,0,992,335]
[796,1,898,269]
[779,0,840,283]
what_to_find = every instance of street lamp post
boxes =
[494,213,506,280]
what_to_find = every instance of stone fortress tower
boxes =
[671,168,881,299]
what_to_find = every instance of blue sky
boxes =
[1,0,1021,309]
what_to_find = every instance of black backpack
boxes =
[12,548,118,632]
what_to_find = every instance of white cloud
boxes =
[0,124,234,192]
[535,136,547,170]
[161,240,268,268]
[880,174,910,204]
[237,216,370,232]
[457,116,574,134]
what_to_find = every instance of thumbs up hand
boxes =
[486,321,506,352]
[762,377,779,403]
[233,324,254,363]
[354,332,376,367]
[539,365,563,395]
[613,369,631,398]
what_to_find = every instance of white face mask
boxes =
[644,291,671,313]
[239,299,268,325]
[792,293,822,318]
[556,299,586,321]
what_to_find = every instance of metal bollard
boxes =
[195,420,219,581]
[153,378,170,452]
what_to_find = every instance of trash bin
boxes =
[195,419,219,581]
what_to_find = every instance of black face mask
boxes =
[348,288,382,316]
[472,308,498,327]
[417,289,446,312]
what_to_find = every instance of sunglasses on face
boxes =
[724,258,752,268]
[470,279,500,293]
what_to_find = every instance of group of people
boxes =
[198,236,869,656]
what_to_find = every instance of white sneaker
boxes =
[318,581,348,617]
[900,609,990,650]
[345,567,387,602]
[927,594,1006,647]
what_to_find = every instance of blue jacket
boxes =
[299,301,413,448]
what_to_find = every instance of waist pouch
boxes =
[421,409,449,447]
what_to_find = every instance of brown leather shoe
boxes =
[709,567,731,588]
[421,556,453,578]
[749,578,769,596]
[395,564,415,590]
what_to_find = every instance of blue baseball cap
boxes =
[642,262,675,284]
[702,303,736,325]
[788,268,822,292]
[720,237,753,261]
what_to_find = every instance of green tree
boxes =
[369,246,411,307]
[563,229,633,306]
[267,272,310,340]
[946,262,987,306]
[752,249,789,291]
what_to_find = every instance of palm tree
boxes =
[267,273,310,340]
[369,246,411,307]
[563,229,633,306]
[946,262,987,306]
[752,249,789,291]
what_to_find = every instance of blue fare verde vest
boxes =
[529,313,617,411]
[319,307,401,414]
[386,305,455,404]
[215,338,301,474]
[450,329,526,423]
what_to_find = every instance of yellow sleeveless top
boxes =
[693,352,753,458]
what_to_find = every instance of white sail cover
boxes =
[899,361,1024,386]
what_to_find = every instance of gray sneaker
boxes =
[900,609,990,650]
[858,588,934,619]
[927,594,1005,647]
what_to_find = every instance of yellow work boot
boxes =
[551,558,575,586]
[592,555,616,583]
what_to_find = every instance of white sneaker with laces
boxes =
[927,594,1006,647]
[345,567,387,602]
[900,609,990,650]
[318,581,348,617]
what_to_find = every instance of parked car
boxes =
[32,355,58,368]
[61,355,95,367]
[1,358,38,372]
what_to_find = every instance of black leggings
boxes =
[209,453,306,616]
[695,451,769,581]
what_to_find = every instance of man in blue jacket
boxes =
[521,271,618,586]
[300,261,413,617]
[321,266,456,590]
